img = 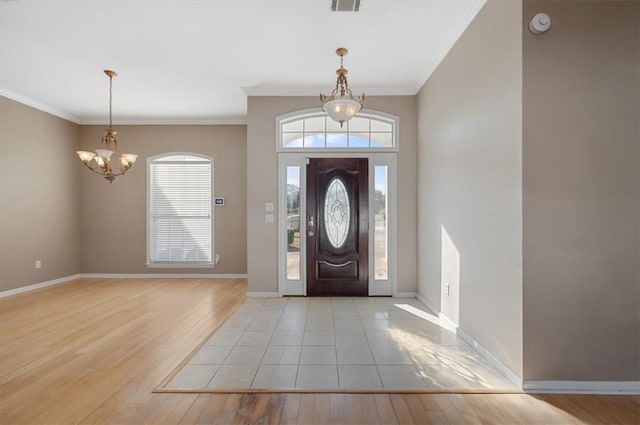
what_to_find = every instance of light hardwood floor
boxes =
[0,278,637,424]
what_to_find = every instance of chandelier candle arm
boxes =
[75,69,138,183]
[320,47,364,128]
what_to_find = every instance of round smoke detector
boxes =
[529,13,551,34]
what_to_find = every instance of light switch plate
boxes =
[265,202,274,212]
[265,214,274,223]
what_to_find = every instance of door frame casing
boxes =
[278,152,397,297]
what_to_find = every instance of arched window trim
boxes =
[276,107,399,152]
[148,152,212,162]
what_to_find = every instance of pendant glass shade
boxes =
[76,150,97,163]
[121,153,138,165]
[95,149,113,160]
[322,99,362,127]
[320,48,364,128]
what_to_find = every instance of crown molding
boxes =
[1,88,81,124]
[241,86,416,97]
[1,89,246,125]
[414,0,487,93]
[79,118,247,125]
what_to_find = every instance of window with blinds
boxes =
[147,154,213,266]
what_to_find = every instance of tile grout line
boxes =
[168,297,515,391]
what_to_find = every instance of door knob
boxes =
[308,230,314,237]
[307,216,314,227]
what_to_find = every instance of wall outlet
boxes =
[35,260,42,269]
[444,283,450,295]
[215,254,220,265]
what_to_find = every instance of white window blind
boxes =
[148,154,213,265]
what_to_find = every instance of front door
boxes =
[306,158,368,296]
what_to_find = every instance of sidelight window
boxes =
[374,166,388,280]
[286,166,301,280]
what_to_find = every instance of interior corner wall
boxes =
[246,96,417,295]
[416,0,523,378]
[0,96,81,291]
[79,125,247,275]
[523,0,640,381]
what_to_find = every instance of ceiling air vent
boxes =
[331,0,360,12]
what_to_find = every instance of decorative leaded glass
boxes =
[324,178,350,248]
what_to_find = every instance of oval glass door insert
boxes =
[324,177,350,248]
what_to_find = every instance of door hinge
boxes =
[306,158,310,165]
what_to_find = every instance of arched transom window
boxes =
[278,110,398,151]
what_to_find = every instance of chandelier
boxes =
[320,47,365,128]
[76,70,138,183]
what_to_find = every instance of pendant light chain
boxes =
[108,73,113,129]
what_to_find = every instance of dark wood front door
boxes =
[306,158,368,296]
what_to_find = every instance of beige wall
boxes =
[0,97,81,291]
[523,0,640,381]
[246,96,417,294]
[416,0,523,377]
[79,125,247,275]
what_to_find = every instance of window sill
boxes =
[146,262,215,268]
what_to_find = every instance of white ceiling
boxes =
[0,0,485,124]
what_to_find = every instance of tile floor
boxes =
[164,297,516,390]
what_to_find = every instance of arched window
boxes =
[147,153,213,266]
[277,109,398,151]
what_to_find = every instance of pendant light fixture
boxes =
[76,70,138,183]
[320,47,365,127]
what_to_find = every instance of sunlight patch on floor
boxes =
[159,297,517,391]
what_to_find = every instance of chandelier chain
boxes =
[108,74,113,129]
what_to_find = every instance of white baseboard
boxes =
[0,273,247,298]
[436,312,458,333]
[0,274,80,298]
[416,291,522,389]
[395,292,416,298]
[247,292,280,298]
[369,291,393,296]
[457,327,523,389]
[415,293,457,332]
[78,273,247,279]
[415,292,439,316]
[524,380,640,394]
[369,281,392,297]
